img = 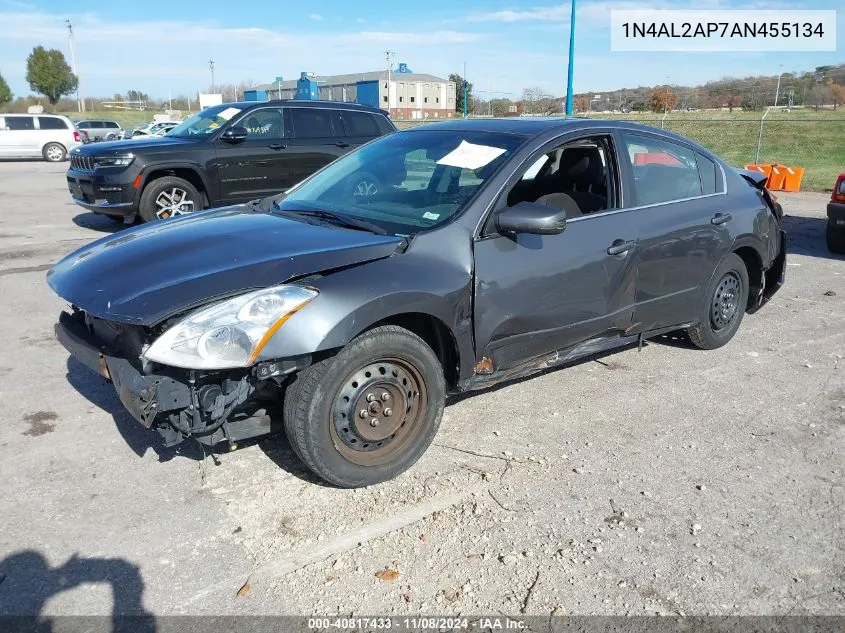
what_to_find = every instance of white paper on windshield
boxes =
[217,107,241,121]
[436,140,506,170]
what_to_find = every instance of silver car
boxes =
[0,114,81,162]
[74,119,123,142]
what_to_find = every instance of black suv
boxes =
[66,101,395,222]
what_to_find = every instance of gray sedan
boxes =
[48,118,785,488]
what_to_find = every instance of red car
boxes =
[828,173,845,254]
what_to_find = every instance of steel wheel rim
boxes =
[154,187,194,219]
[46,146,63,161]
[331,357,428,466]
[711,271,742,331]
[353,178,378,197]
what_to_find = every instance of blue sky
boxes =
[0,0,841,100]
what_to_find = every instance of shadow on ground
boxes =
[782,214,843,260]
[0,550,155,630]
[72,212,134,234]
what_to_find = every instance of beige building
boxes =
[251,70,457,119]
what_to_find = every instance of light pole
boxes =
[65,19,83,112]
[385,50,395,115]
[565,0,576,116]
[773,65,784,107]
[208,59,215,93]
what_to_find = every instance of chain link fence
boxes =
[395,113,845,192]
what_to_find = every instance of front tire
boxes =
[43,142,67,162]
[138,176,201,222]
[283,325,445,488]
[827,222,845,255]
[687,253,749,350]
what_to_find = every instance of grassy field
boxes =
[395,109,844,191]
[59,109,181,129]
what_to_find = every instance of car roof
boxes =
[223,100,388,115]
[402,117,715,153]
[0,113,70,120]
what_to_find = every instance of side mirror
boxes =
[496,201,567,235]
[221,126,248,144]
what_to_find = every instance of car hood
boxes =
[72,135,201,155]
[47,206,404,326]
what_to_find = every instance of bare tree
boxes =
[521,86,559,116]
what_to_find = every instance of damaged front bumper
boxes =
[55,311,177,427]
[54,310,308,447]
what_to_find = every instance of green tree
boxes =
[449,73,474,116]
[25,46,77,105]
[0,72,12,106]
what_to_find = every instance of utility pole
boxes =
[208,59,216,93]
[385,50,395,116]
[462,61,467,118]
[65,19,83,112]
[565,0,576,116]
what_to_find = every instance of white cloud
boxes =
[309,13,323,21]
[0,11,487,96]
[464,7,566,23]
[356,17,366,24]
[460,0,809,26]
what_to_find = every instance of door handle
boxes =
[607,239,636,256]
[268,143,287,150]
[711,212,732,225]
[335,141,350,148]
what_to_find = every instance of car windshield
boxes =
[273,129,526,236]
[168,104,243,137]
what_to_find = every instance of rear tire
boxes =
[827,222,845,255]
[283,325,445,488]
[687,253,749,350]
[138,176,202,222]
[43,142,67,162]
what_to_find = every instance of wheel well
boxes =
[145,168,208,206]
[369,313,460,390]
[733,246,763,310]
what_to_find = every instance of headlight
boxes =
[94,154,134,168]
[144,285,317,369]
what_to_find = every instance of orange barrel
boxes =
[780,166,805,192]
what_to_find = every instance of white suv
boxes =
[0,114,81,162]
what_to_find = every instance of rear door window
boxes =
[38,117,69,130]
[5,116,35,131]
[106,121,120,129]
[375,115,394,135]
[289,108,335,139]
[621,133,703,206]
[695,153,719,195]
[342,111,381,137]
